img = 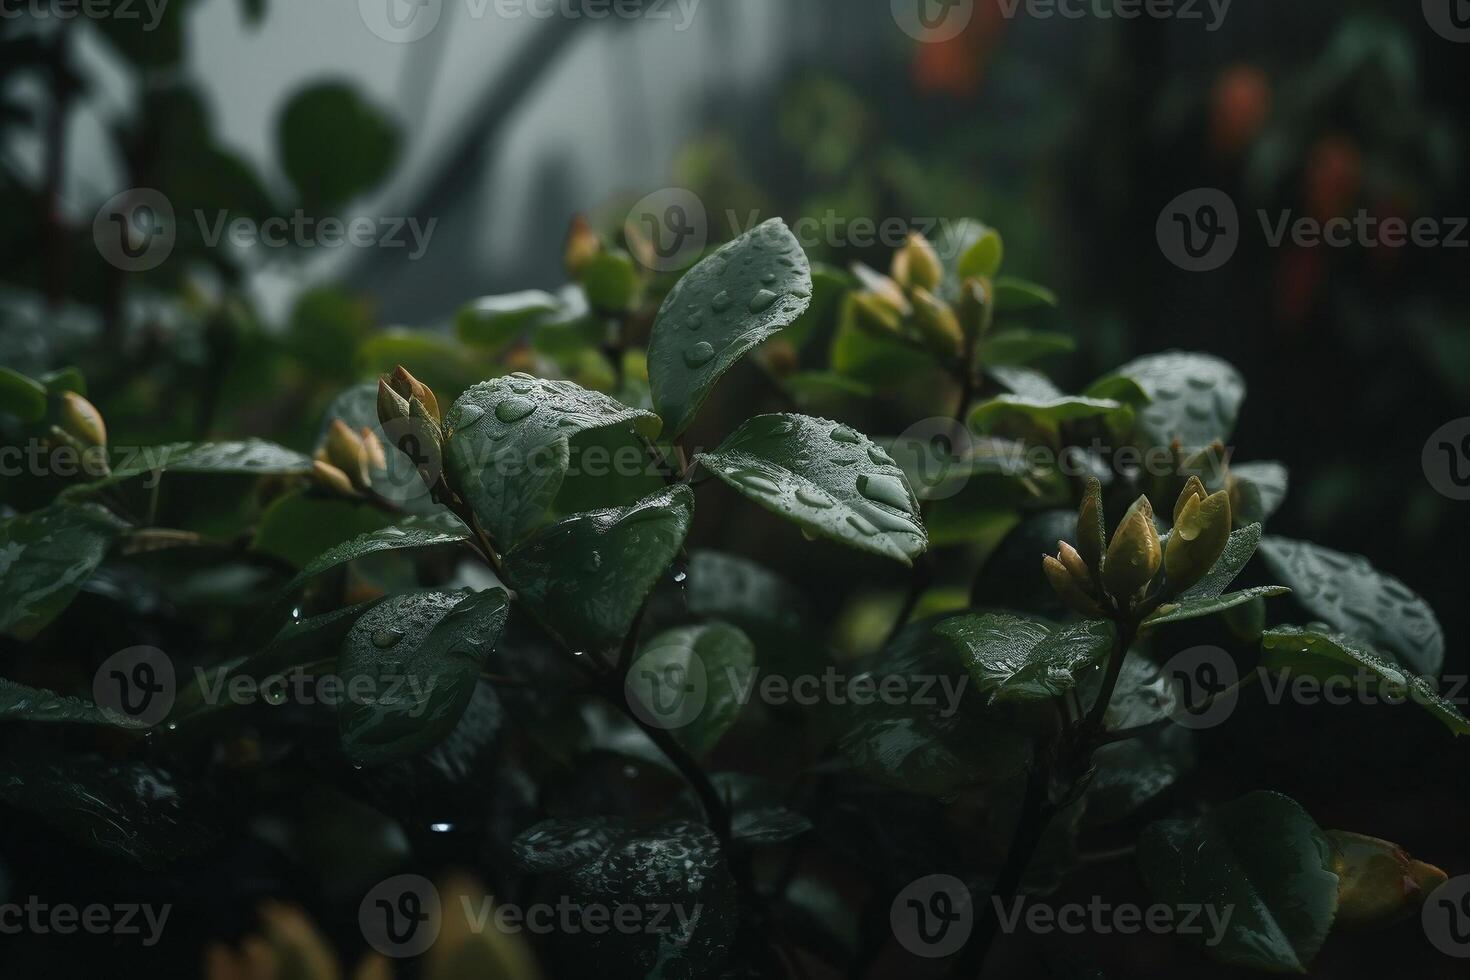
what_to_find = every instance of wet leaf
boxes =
[0,502,126,639]
[280,512,471,593]
[1091,351,1244,450]
[1145,586,1290,627]
[937,614,1114,703]
[627,622,755,759]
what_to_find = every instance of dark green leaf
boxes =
[1259,536,1444,677]
[1138,791,1339,973]
[279,512,470,593]
[1145,586,1290,627]
[647,219,813,436]
[982,330,1075,367]
[0,502,125,639]
[62,439,314,499]
[504,485,694,653]
[278,82,399,211]
[0,365,46,423]
[993,277,1059,311]
[444,374,659,548]
[1094,351,1245,449]
[0,679,140,728]
[937,614,1114,703]
[1088,727,1195,825]
[455,290,560,348]
[252,490,398,569]
[696,413,926,565]
[968,395,1133,437]
[338,588,509,765]
[626,622,755,759]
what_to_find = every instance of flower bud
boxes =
[892,231,943,292]
[377,377,411,429]
[1329,830,1448,931]
[58,391,107,451]
[909,288,964,356]
[1077,478,1106,577]
[1164,489,1231,593]
[1180,440,1229,486]
[1103,495,1162,602]
[310,460,357,497]
[1056,540,1094,595]
[564,214,602,280]
[387,366,440,424]
[845,291,903,337]
[360,426,387,474]
[1173,475,1208,525]
[954,277,991,339]
[404,396,445,492]
[324,419,371,488]
[1044,554,1103,617]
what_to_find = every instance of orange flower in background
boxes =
[1209,64,1272,158]
[912,0,1011,99]
[1304,133,1362,223]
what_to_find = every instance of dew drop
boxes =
[845,514,878,537]
[672,569,688,583]
[830,425,861,444]
[867,446,894,466]
[762,272,777,284]
[857,473,912,511]
[430,822,455,833]
[687,311,704,331]
[457,405,486,427]
[748,289,779,313]
[495,397,536,423]
[795,488,833,509]
[733,470,782,495]
[684,342,716,368]
[372,629,404,649]
[712,290,734,313]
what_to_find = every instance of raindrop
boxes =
[711,290,734,313]
[830,425,861,444]
[687,311,704,331]
[430,822,455,833]
[762,272,777,284]
[495,398,536,423]
[748,289,779,313]
[684,342,716,368]
[372,629,404,649]
[795,488,833,509]
[733,470,782,495]
[457,405,486,427]
[857,473,912,511]
[672,570,688,583]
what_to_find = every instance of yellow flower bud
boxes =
[909,288,964,357]
[1164,489,1231,593]
[1077,477,1106,576]
[1056,540,1093,595]
[564,214,602,280]
[892,231,943,292]
[58,391,107,450]
[388,366,440,424]
[1173,475,1208,525]
[1044,555,1103,617]
[310,460,357,497]
[359,426,387,474]
[1102,495,1162,602]
[325,419,371,488]
[845,291,903,337]
[1329,830,1448,931]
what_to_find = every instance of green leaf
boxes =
[1138,791,1339,973]
[1096,351,1245,449]
[444,374,659,548]
[0,365,46,423]
[675,549,808,642]
[278,82,399,211]
[455,290,560,348]
[968,395,1132,436]
[252,490,398,569]
[1081,653,1181,730]
[0,678,140,728]
[626,622,755,758]
[956,223,1004,279]
[1260,626,1470,735]
[1182,523,1263,599]
[62,439,315,499]
[647,218,813,436]
[1259,536,1444,677]
[504,485,694,653]
[279,512,471,594]
[1146,586,1290,627]
[338,588,509,765]
[993,276,1058,311]
[1088,727,1195,825]
[0,502,126,639]
[990,365,1064,400]
[581,250,642,315]
[1230,461,1289,526]
[829,312,932,384]
[833,617,1033,796]
[695,413,926,565]
[937,614,1114,703]
[981,329,1075,367]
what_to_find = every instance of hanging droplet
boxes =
[830,425,861,444]
[495,397,536,423]
[372,629,404,649]
[684,342,716,368]
[857,473,912,512]
[748,289,779,313]
[795,488,833,509]
[457,404,485,427]
[733,470,781,494]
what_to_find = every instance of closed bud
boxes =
[310,460,357,497]
[377,377,411,428]
[1103,495,1162,602]
[388,366,440,424]
[892,231,943,292]
[1044,555,1103,617]
[845,291,903,337]
[359,426,387,473]
[909,288,964,356]
[58,391,107,450]
[1173,475,1208,525]
[1181,439,1229,486]
[1077,478,1106,577]
[324,419,371,488]
[406,396,445,491]
[1329,830,1448,930]
[954,277,991,339]
[1056,541,1094,595]
[1165,489,1231,593]
[564,215,602,279]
